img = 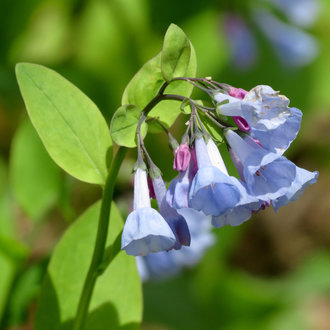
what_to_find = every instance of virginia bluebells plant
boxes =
[121,69,317,281]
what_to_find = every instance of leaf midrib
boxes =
[22,68,105,182]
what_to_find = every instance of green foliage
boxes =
[10,119,61,221]
[122,25,197,130]
[110,104,147,148]
[0,251,15,322]
[198,111,224,143]
[15,63,112,185]
[35,201,142,330]
[161,23,191,82]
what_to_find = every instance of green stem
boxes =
[73,147,127,330]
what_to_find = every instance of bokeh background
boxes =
[1,0,330,329]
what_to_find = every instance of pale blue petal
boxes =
[272,167,318,212]
[121,207,176,256]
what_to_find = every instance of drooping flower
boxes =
[216,85,303,155]
[189,137,259,220]
[135,208,215,281]
[152,174,191,249]
[121,167,176,256]
[205,139,261,227]
[272,166,318,212]
[225,129,298,201]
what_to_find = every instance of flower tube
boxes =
[121,167,176,256]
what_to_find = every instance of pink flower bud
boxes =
[229,87,248,100]
[173,143,191,172]
[233,116,251,132]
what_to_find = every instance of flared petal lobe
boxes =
[121,207,176,256]
[122,167,176,256]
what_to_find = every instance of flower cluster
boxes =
[222,0,320,69]
[121,78,318,280]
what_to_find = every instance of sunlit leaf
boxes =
[122,43,197,131]
[15,63,112,185]
[35,201,142,330]
[110,104,147,147]
[161,23,191,82]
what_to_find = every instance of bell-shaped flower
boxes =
[225,130,297,201]
[135,208,215,281]
[189,137,258,219]
[121,168,176,256]
[272,166,318,212]
[217,85,303,155]
[152,175,191,249]
[204,139,261,227]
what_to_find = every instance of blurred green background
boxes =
[1,0,330,329]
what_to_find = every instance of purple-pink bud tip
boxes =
[147,176,156,199]
[229,87,248,100]
[233,116,251,132]
[173,143,191,172]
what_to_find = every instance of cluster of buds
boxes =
[121,79,318,279]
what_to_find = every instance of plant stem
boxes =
[73,146,127,330]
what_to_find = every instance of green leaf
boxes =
[110,104,147,148]
[35,201,142,330]
[198,110,223,143]
[148,44,197,131]
[122,44,197,130]
[161,23,191,82]
[15,63,112,185]
[122,53,164,111]
[10,119,61,221]
[0,251,15,322]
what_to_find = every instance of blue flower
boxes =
[121,168,176,256]
[189,137,259,219]
[272,166,319,212]
[135,208,215,281]
[218,85,302,155]
[152,175,191,249]
[254,9,319,67]
[225,130,297,201]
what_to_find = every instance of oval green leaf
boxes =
[35,201,142,330]
[122,43,197,130]
[110,104,147,147]
[10,119,61,221]
[15,63,112,185]
[161,23,191,82]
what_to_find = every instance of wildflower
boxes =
[121,167,176,256]
[205,139,261,227]
[189,137,258,219]
[225,129,297,201]
[217,85,303,155]
[152,173,191,249]
[272,166,318,212]
[135,208,215,281]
